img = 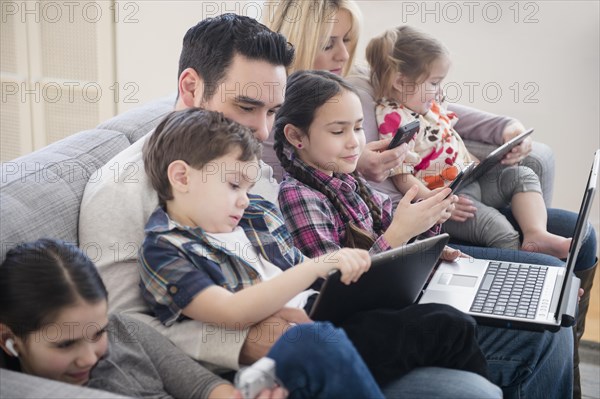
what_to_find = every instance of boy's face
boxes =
[180,148,260,233]
[196,54,287,143]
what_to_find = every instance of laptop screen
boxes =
[554,150,599,318]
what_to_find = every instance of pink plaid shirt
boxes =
[278,159,393,258]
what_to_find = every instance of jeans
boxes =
[269,322,502,399]
[382,368,502,399]
[478,325,573,399]
[268,322,385,398]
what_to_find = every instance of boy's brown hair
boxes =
[143,108,262,206]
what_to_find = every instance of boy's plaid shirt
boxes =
[138,195,305,326]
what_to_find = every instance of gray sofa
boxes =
[0,91,555,397]
[0,95,174,398]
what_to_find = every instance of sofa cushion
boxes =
[97,94,176,144]
[0,129,130,261]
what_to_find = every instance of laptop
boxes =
[452,128,535,192]
[309,234,449,324]
[419,150,599,332]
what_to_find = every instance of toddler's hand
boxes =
[449,195,477,222]
[318,248,371,285]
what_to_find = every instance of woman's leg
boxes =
[267,322,385,399]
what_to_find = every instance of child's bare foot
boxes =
[521,232,572,259]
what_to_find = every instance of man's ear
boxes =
[177,68,205,109]
[283,124,306,148]
[167,161,190,194]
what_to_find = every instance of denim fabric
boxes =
[267,322,385,398]
[381,368,502,399]
[478,325,573,399]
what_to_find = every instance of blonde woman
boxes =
[264,0,361,77]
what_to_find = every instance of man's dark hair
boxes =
[178,13,295,101]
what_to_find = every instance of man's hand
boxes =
[239,309,312,365]
[501,120,532,166]
[356,139,408,183]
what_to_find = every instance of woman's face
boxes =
[14,300,109,386]
[313,9,353,75]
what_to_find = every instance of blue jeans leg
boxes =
[381,368,502,399]
[267,322,385,399]
[478,325,573,399]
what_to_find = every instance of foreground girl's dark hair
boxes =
[0,238,108,338]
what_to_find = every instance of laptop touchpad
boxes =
[439,273,478,287]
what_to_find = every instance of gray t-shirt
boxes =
[87,314,225,399]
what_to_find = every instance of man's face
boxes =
[196,54,287,142]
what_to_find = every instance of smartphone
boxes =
[388,120,420,150]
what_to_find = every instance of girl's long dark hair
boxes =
[273,70,384,250]
[0,238,108,339]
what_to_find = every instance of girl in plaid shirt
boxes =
[275,70,456,257]
[273,70,492,385]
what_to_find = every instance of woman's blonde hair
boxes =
[366,25,448,99]
[264,0,362,76]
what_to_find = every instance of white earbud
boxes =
[5,339,18,357]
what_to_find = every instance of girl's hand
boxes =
[356,139,408,182]
[449,195,477,222]
[386,185,454,246]
[317,248,371,285]
[427,187,457,224]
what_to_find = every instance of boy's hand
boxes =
[449,195,477,222]
[230,387,288,399]
[320,248,371,285]
[356,139,408,182]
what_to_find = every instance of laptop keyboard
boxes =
[470,262,548,319]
